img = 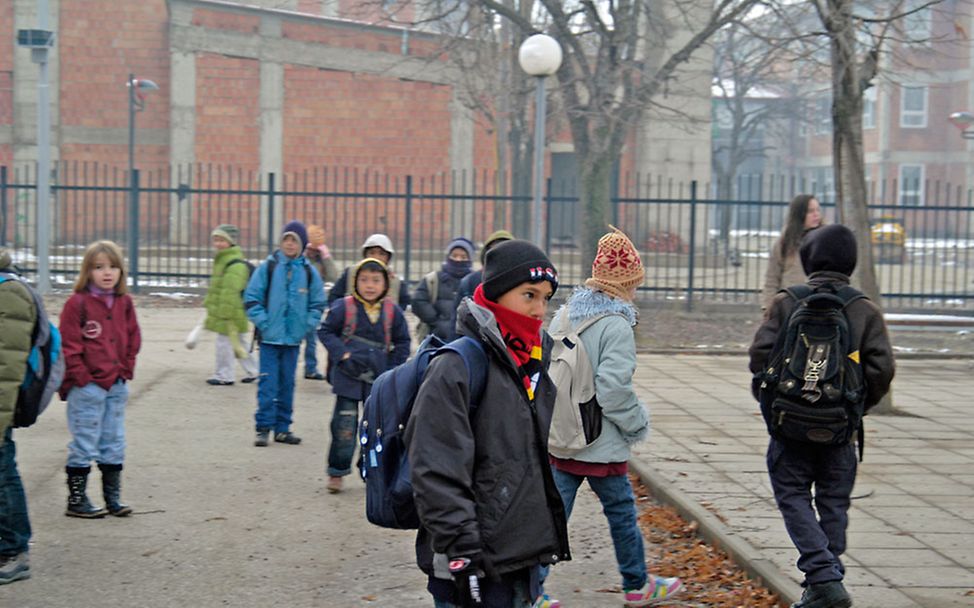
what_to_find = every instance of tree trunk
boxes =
[827,0,895,414]
[578,150,616,274]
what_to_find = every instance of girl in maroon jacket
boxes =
[59,241,141,519]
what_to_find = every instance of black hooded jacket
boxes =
[405,299,571,577]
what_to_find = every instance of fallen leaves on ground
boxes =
[632,476,785,608]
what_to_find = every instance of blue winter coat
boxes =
[318,297,410,401]
[548,287,649,464]
[244,250,326,346]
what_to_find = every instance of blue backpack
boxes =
[0,272,65,428]
[359,333,487,529]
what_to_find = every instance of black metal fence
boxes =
[2,162,973,312]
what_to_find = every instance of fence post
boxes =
[128,169,140,293]
[404,175,413,285]
[0,166,6,248]
[686,180,698,312]
[266,172,276,256]
[544,177,552,254]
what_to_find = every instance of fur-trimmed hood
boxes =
[563,287,638,327]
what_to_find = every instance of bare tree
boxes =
[768,0,952,413]
[468,0,764,269]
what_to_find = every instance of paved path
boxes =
[632,355,974,608]
[4,308,973,607]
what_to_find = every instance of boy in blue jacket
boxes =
[245,221,326,447]
[319,258,410,493]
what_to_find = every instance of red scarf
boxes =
[473,284,544,400]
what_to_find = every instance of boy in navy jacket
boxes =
[319,258,410,493]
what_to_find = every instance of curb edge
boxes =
[629,459,801,607]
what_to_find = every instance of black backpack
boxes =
[755,284,868,458]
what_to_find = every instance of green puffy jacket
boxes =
[203,245,251,335]
[0,258,36,442]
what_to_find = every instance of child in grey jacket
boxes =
[546,227,683,607]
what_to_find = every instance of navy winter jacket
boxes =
[318,297,410,401]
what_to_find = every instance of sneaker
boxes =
[532,593,561,608]
[327,476,343,493]
[274,432,302,445]
[254,430,270,447]
[0,553,30,585]
[241,376,257,384]
[304,371,326,380]
[206,378,234,386]
[623,575,683,607]
[791,581,852,608]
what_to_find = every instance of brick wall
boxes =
[195,53,261,168]
[58,0,169,168]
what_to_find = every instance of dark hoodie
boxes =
[749,224,894,409]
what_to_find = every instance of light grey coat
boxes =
[548,287,649,464]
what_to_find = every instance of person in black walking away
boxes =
[406,240,571,608]
[749,224,894,608]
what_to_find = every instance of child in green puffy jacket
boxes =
[203,225,258,385]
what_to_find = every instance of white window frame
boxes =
[815,97,831,135]
[863,87,877,129]
[903,1,933,43]
[899,164,925,206]
[900,85,928,128]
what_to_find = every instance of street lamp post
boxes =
[16,2,56,293]
[518,34,562,247]
[126,74,158,292]
[949,111,974,138]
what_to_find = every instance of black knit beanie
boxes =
[800,224,857,276]
[482,239,558,301]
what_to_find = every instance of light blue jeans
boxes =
[66,380,129,468]
[551,467,647,591]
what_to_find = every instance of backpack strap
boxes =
[263,258,278,307]
[381,298,395,352]
[833,285,868,309]
[342,295,357,341]
[438,336,488,408]
[781,285,813,303]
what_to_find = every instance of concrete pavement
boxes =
[631,355,974,608]
[3,307,973,607]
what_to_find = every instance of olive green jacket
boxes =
[0,258,37,442]
[203,245,250,335]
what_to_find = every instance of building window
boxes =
[863,87,876,129]
[899,164,925,206]
[903,0,933,42]
[815,97,831,135]
[900,86,927,128]
[812,167,835,204]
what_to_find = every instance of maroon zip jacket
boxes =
[58,291,141,398]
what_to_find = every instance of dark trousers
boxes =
[0,427,31,556]
[767,437,857,586]
[327,396,360,477]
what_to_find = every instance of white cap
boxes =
[361,233,395,257]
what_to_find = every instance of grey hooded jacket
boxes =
[548,288,649,464]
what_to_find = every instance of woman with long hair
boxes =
[760,194,823,310]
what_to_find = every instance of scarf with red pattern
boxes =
[473,284,544,400]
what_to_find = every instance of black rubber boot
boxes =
[65,467,107,518]
[99,463,132,517]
